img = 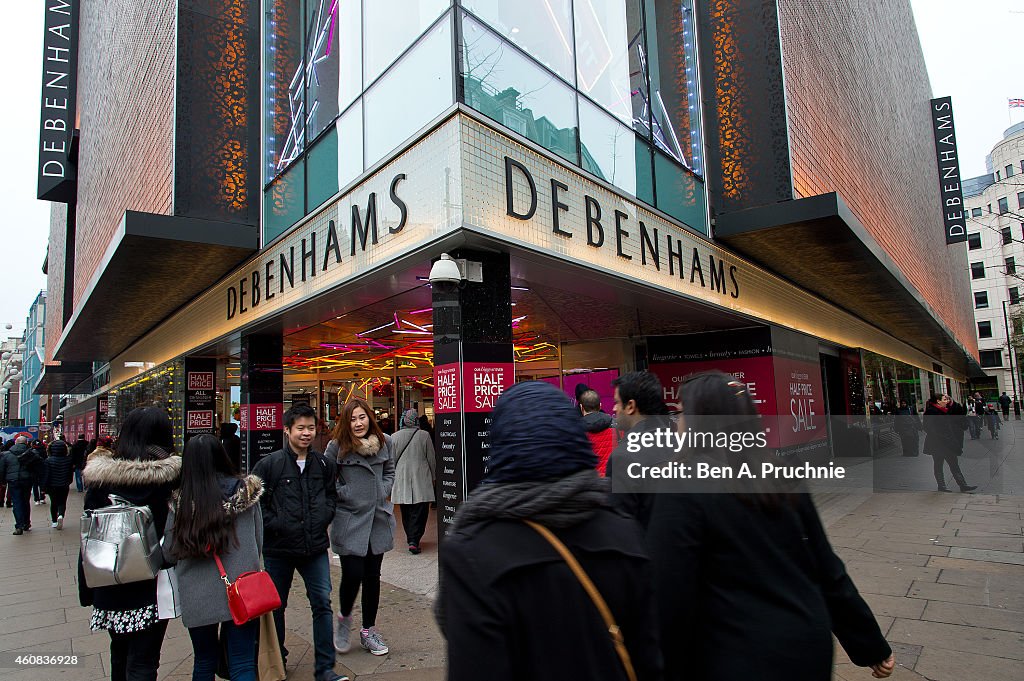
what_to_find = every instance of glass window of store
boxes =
[263,1,454,244]
[458,0,706,235]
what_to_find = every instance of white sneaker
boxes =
[51,522,58,528]
[56,516,64,530]
[334,613,352,653]
[360,627,389,656]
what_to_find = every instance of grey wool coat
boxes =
[161,475,264,629]
[326,436,396,556]
[389,426,436,505]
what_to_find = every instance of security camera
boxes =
[428,253,463,286]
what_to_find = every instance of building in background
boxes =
[37,1,977,508]
[963,121,1024,400]
[0,337,24,424]
[18,291,48,428]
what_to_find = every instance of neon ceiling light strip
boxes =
[357,322,395,337]
[409,308,432,315]
[400,319,429,332]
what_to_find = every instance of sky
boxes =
[0,1,1019,341]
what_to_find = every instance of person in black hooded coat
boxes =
[645,372,894,681]
[436,381,661,681]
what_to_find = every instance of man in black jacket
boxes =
[606,371,673,530]
[70,434,88,492]
[0,436,42,534]
[252,404,346,681]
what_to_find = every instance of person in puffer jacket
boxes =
[42,438,74,529]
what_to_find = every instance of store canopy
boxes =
[715,193,974,375]
[33,361,93,395]
[53,210,257,363]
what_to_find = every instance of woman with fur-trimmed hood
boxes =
[80,407,182,681]
[162,434,265,681]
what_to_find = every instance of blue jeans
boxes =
[264,552,335,679]
[9,484,30,530]
[188,620,257,681]
[74,468,84,492]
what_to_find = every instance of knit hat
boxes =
[402,409,419,428]
[484,381,597,484]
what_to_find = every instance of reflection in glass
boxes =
[363,0,450,85]
[463,0,575,82]
[307,128,339,211]
[579,97,636,195]
[265,0,303,179]
[304,0,341,142]
[646,0,702,174]
[364,18,453,168]
[574,0,631,125]
[462,16,578,163]
[336,100,363,189]
[264,160,306,244]
[654,151,705,233]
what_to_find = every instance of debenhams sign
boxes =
[38,0,78,204]
[929,97,967,245]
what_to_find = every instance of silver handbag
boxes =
[81,494,162,588]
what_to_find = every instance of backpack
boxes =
[80,494,162,588]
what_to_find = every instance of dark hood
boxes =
[581,411,613,433]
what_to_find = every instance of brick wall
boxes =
[778,0,977,358]
[72,0,176,305]
[45,205,67,363]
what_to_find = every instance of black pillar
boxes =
[240,333,283,472]
[433,251,513,540]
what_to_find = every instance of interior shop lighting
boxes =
[400,319,429,332]
[357,322,395,337]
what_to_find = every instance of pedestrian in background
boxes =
[646,371,895,681]
[985,404,1002,439]
[30,439,48,505]
[80,407,182,681]
[162,434,264,681]
[219,421,242,472]
[999,391,1011,418]
[41,437,73,529]
[437,381,660,681]
[579,389,615,476]
[0,436,42,534]
[71,434,88,492]
[923,394,977,493]
[893,401,922,456]
[390,409,435,555]
[88,436,115,464]
[327,398,395,657]
[252,404,346,681]
[0,438,14,508]
[967,393,984,440]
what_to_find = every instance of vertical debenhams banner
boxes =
[929,97,967,245]
[38,0,79,203]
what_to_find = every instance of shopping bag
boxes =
[156,568,181,619]
[258,611,287,681]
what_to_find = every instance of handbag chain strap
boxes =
[212,552,232,587]
[523,520,638,681]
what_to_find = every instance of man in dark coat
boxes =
[252,404,344,681]
[219,421,241,472]
[999,391,1012,418]
[0,436,41,534]
[923,394,976,492]
[70,434,88,492]
[606,371,672,529]
[893,401,922,456]
[437,382,661,681]
[41,438,73,528]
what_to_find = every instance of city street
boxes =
[0,423,1021,680]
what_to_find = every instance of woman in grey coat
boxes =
[326,397,395,657]
[390,409,436,554]
[162,434,264,681]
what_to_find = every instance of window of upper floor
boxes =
[968,232,982,249]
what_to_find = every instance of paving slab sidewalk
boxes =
[1,421,1022,680]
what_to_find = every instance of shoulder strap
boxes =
[524,520,637,681]
[212,551,231,586]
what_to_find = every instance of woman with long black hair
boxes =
[327,397,395,657]
[646,371,895,681]
[162,434,264,681]
[81,406,183,681]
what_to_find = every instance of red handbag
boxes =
[213,553,282,625]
